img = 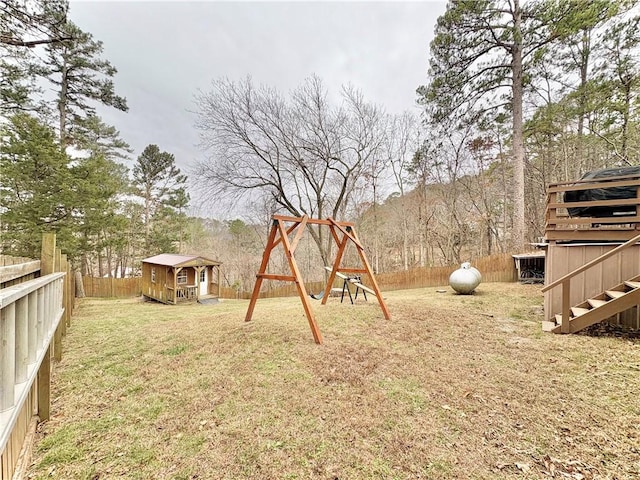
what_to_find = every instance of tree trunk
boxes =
[621,81,631,163]
[402,216,409,270]
[58,58,68,148]
[74,270,85,298]
[144,187,152,248]
[99,253,104,278]
[511,0,526,251]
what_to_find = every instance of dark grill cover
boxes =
[565,166,640,217]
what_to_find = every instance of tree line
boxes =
[2,0,640,290]
[191,0,640,279]
[1,0,188,276]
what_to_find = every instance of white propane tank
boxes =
[449,262,481,294]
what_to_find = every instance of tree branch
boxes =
[0,34,73,47]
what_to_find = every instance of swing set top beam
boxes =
[272,214,354,228]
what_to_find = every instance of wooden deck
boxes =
[545,173,640,242]
[543,174,640,332]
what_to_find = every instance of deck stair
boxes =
[543,275,640,333]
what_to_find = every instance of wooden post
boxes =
[61,254,70,328]
[37,349,51,421]
[40,233,55,276]
[36,289,44,349]
[245,220,279,322]
[277,218,322,344]
[217,265,221,298]
[37,232,56,421]
[350,226,391,320]
[561,279,571,333]
[0,303,16,412]
[69,266,75,317]
[27,291,37,365]
[56,248,67,344]
[321,225,350,305]
[15,296,28,383]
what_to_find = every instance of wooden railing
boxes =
[176,285,197,301]
[0,233,74,480]
[166,285,198,304]
[541,232,640,332]
[546,173,640,241]
[0,273,65,437]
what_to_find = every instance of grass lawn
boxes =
[26,283,640,479]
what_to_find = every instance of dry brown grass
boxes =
[26,283,640,480]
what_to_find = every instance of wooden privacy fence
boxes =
[82,276,141,298]
[376,253,519,291]
[83,253,519,300]
[1,234,74,480]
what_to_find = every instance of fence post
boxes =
[37,232,55,422]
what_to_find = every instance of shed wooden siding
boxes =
[545,243,640,328]
[141,262,170,303]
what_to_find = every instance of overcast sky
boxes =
[67,0,447,213]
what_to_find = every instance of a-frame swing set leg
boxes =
[245,215,323,344]
[245,215,390,344]
[244,218,279,323]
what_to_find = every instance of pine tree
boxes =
[132,144,189,253]
[0,113,74,256]
[45,20,128,147]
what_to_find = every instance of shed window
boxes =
[200,270,206,283]
[177,270,188,285]
[151,268,156,283]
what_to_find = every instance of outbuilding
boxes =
[141,254,222,304]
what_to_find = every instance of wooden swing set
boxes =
[245,215,391,344]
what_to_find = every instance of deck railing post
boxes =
[15,296,28,383]
[36,288,44,349]
[27,291,37,365]
[561,279,571,334]
[62,254,70,329]
[44,283,51,341]
[54,279,62,361]
[0,303,16,412]
[37,346,51,422]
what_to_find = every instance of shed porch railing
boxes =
[166,285,198,304]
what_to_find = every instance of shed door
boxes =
[199,269,208,296]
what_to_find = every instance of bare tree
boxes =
[386,111,420,270]
[193,75,387,265]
